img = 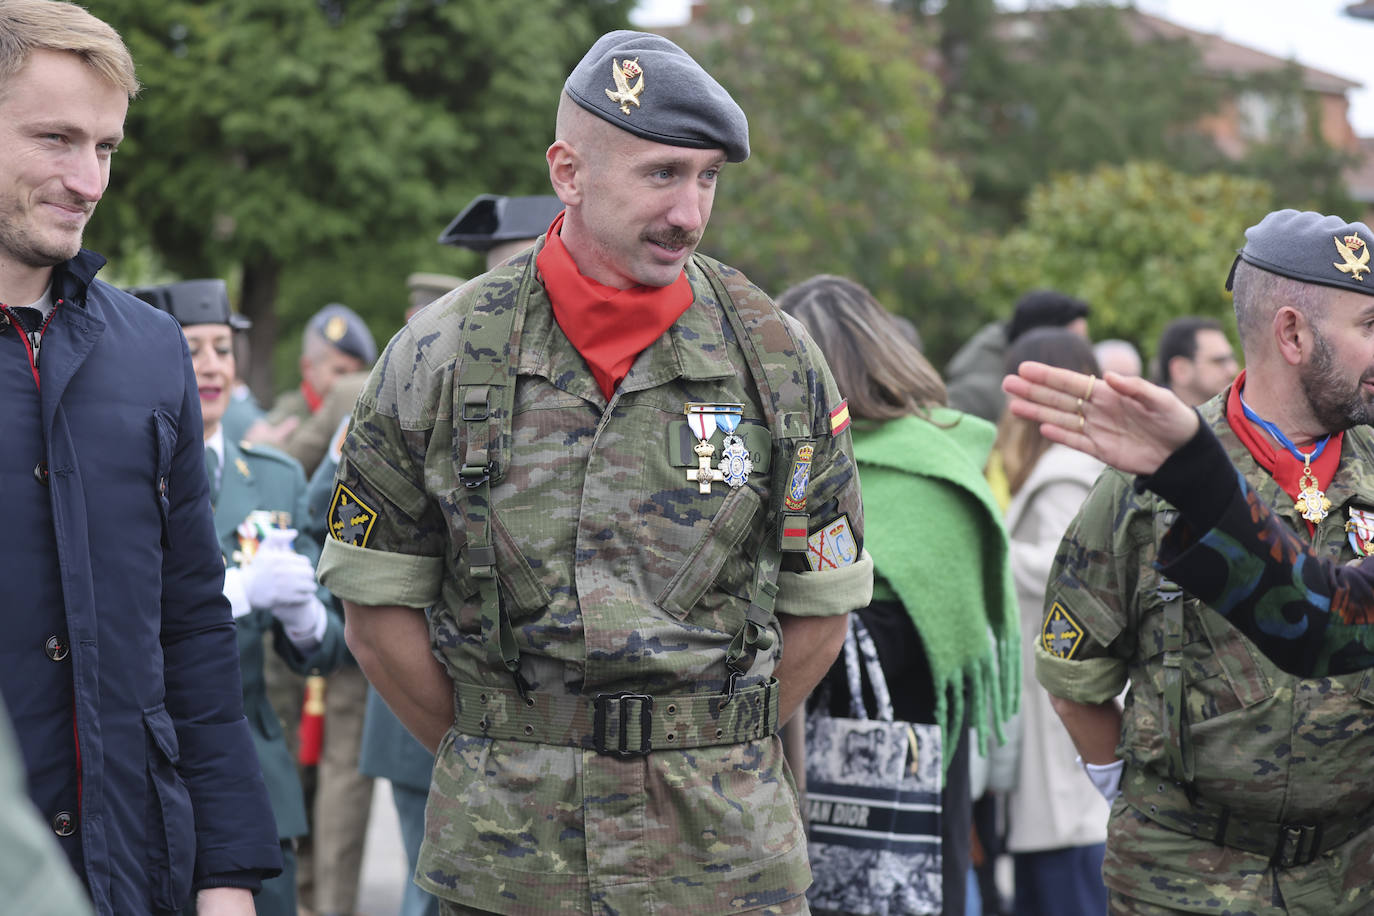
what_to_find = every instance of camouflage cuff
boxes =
[1034,642,1126,704]
[775,549,874,618]
[316,538,442,609]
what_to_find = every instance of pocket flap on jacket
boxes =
[143,704,181,764]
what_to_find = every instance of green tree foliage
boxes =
[933,3,1226,226]
[678,0,983,359]
[1227,64,1359,217]
[82,0,631,397]
[989,162,1273,358]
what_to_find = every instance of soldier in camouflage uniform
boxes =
[1038,210,1374,915]
[317,30,873,916]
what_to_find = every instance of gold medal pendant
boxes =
[1295,466,1331,523]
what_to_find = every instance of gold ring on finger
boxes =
[1076,397,1084,413]
[1085,374,1096,401]
[1078,413,1085,431]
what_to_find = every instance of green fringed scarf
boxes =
[850,408,1020,770]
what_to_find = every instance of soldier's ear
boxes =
[546,139,582,207]
[1271,305,1308,368]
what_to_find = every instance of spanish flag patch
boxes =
[829,399,851,437]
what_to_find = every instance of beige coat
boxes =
[1004,444,1112,853]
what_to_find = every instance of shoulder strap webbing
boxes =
[698,255,815,684]
[1152,502,1193,784]
[454,254,534,688]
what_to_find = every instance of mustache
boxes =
[644,228,699,249]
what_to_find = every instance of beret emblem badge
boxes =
[1334,234,1370,281]
[606,57,644,116]
[324,315,348,341]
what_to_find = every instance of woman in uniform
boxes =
[131,280,347,916]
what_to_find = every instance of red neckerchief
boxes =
[1225,368,1343,535]
[301,379,324,414]
[536,211,693,400]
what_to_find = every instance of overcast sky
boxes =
[630,0,1374,135]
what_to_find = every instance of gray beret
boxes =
[130,279,250,330]
[1227,209,1374,296]
[564,30,749,162]
[308,302,376,364]
[438,195,565,252]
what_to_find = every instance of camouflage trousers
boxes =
[438,892,811,915]
[1109,890,1267,915]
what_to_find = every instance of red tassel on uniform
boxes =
[298,675,326,765]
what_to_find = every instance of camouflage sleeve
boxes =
[1151,423,1374,677]
[1035,468,1135,704]
[316,331,448,609]
[774,318,874,618]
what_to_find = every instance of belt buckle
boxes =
[1274,822,1322,868]
[592,692,653,758]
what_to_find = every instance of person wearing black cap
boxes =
[319,29,871,916]
[946,289,1091,422]
[439,193,566,270]
[130,280,347,916]
[246,302,377,476]
[1004,210,1374,915]
[0,3,280,912]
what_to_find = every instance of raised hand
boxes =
[1001,362,1199,476]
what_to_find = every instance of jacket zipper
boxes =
[0,301,58,389]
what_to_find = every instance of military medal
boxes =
[713,404,752,489]
[1239,393,1333,525]
[1295,468,1332,524]
[1347,507,1374,557]
[684,403,744,494]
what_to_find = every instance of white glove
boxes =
[221,567,252,619]
[1078,756,1124,801]
[241,529,316,609]
[273,594,328,653]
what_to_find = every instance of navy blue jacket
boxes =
[0,250,281,914]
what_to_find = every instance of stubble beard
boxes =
[0,198,87,270]
[1299,327,1374,432]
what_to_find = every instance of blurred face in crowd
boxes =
[186,323,234,438]
[550,106,724,289]
[0,50,126,277]
[300,338,364,399]
[1172,328,1239,406]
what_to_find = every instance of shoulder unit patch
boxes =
[1042,601,1086,659]
[329,483,377,547]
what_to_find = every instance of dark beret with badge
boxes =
[129,279,251,330]
[1227,209,1374,295]
[437,195,565,253]
[563,29,750,163]
[307,302,377,365]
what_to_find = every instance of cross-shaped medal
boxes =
[686,440,724,494]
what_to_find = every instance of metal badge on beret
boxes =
[1227,209,1374,295]
[564,30,750,162]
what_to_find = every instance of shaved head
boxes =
[554,93,617,164]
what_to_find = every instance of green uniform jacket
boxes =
[318,245,873,914]
[1039,392,1374,913]
[215,437,347,839]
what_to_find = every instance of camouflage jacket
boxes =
[1038,391,1374,912]
[317,242,872,914]
[1149,420,1374,679]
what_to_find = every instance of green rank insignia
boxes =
[1042,601,1085,659]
